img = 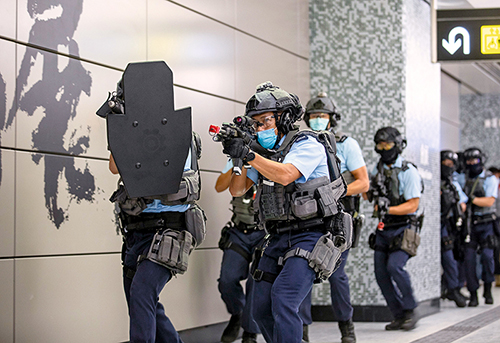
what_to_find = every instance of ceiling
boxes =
[436,0,500,95]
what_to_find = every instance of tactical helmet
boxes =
[463,147,487,164]
[440,150,458,164]
[374,127,407,153]
[245,81,303,134]
[304,92,341,127]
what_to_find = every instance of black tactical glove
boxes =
[222,138,251,160]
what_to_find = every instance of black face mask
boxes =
[466,164,483,178]
[377,147,399,165]
[441,165,454,180]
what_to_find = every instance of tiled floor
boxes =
[254,285,500,343]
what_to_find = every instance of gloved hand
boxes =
[222,138,250,160]
[377,197,390,216]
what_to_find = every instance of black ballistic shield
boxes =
[107,61,192,198]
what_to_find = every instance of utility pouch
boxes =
[368,232,376,250]
[110,185,147,216]
[218,222,233,250]
[146,229,195,274]
[185,204,207,247]
[400,228,421,257]
[442,236,454,251]
[316,177,345,217]
[351,213,364,248]
[291,176,330,220]
[158,170,200,205]
[308,233,343,281]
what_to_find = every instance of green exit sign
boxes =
[435,8,500,62]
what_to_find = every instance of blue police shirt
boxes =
[370,156,422,201]
[142,150,192,213]
[336,136,366,174]
[452,180,468,204]
[246,134,329,184]
[222,158,233,173]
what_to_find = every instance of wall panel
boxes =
[158,248,227,331]
[171,0,237,26]
[441,121,460,151]
[17,0,147,69]
[0,0,16,39]
[198,171,233,249]
[0,260,14,343]
[0,149,15,257]
[0,39,16,149]
[15,151,121,255]
[148,0,236,99]
[236,0,308,57]
[14,46,122,159]
[235,32,303,102]
[15,255,128,343]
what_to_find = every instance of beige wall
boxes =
[0,0,310,341]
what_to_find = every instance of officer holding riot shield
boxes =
[215,160,264,343]
[366,127,422,331]
[221,82,350,343]
[458,148,498,306]
[299,92,369,343]
[440,150,468,307]
[99,61,206,343]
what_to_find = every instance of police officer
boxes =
[223,82,348,343]
[458,148,498,306]
[215,160,264,343]
[299,92,369,343]
[366,127,422,331]
[109,134,203,343]
[440,150,468,307]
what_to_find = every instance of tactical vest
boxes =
[441,178,460,219]
[464,171,496,215]
[374,159,420,207]
[231,186,256,226]
[254,129,345,225]
[112,132,202,215]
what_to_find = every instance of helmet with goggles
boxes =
[374,127,407,154]
[440,150,458,164]
[463,147,486,164]
[304,92,341,128]
[245,81,303,135]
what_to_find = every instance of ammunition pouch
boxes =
[351,213,364,248]
[340,196,360,214]
[154,169,201,205]
[278,233,343,281]
[146,229,195,274]
[185,203,206,247]
[110,185,147,216]
[316,177,345,217]
[441,236,454,251]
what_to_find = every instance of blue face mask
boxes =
[309,118,329,131]
[257,128,278,149]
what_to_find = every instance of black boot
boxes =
[241,331,257,343]
[385,318,405,330]
[221,314,241,342]
[484,283,494,305]
[302,324,309,342]
[401,310,418,331]
[338,318,356,343]
[468,291,479,307]
[447,288,467,307]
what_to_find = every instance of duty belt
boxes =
[266,217,325,234]
[234,222,259,233]
[472,213,497,225]
[125,211,185,231]
[382,215,415,230]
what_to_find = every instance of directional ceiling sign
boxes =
[436,8,500,62]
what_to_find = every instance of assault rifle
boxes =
[366,172,390,229]
[209,115,261,175]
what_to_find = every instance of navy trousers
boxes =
[123,231,183,343]
[299,248,353,323]
[441,222,461,290]
[464,221,495,292]
[252,231,323,343]
[218,227,265,333]
[374,226,416,320]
